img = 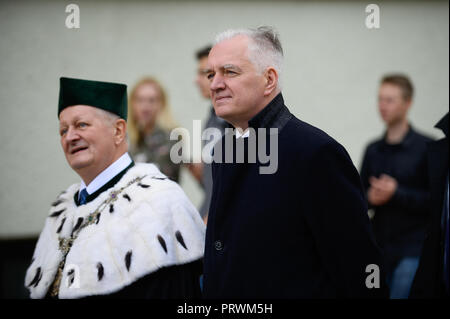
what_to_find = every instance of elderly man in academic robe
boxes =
[25,77,205,299]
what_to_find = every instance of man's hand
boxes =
[367,174,398,206]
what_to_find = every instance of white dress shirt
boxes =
[235,128,250,139]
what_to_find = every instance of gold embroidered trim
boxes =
[49,175,146,297]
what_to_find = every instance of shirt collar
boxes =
[235,128,250,139]
[382,124,415,148]
[80,152,133,195]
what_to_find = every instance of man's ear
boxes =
[114,119,127,145]
[263,67,279,96]
[405,98,412,110]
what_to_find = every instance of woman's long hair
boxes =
[127,77,177,147]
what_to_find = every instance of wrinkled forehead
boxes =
[208,35,252,69]
[59,104,99,124]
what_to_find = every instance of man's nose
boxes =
[65,126,80,143]
[210,74,225,91]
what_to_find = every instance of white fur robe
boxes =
[24,163,206,299]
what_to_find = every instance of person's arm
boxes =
[302,141,389,298]
[389,183,430,214]
[367,171,430,214]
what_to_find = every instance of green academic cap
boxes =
[58,77,128,120]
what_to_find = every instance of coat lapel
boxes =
[209,132,251,225]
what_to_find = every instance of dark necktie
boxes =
[78,188,88,205]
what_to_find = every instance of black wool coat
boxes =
[203,93,389,298]
[410,112,449,298]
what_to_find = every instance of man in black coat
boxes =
[410,112,449,298]
[202,26,389,298]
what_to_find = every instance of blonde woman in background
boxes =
[128,77,182,182]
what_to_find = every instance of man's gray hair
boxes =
[214,26,284,88]
[95,108,129,142]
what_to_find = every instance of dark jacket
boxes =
[410,112,449,298]
[203,93,389,298]
[360,126,433,270]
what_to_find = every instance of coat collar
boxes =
[210,93,292,228]
[248,93,292,131]
[435,112,449,137]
